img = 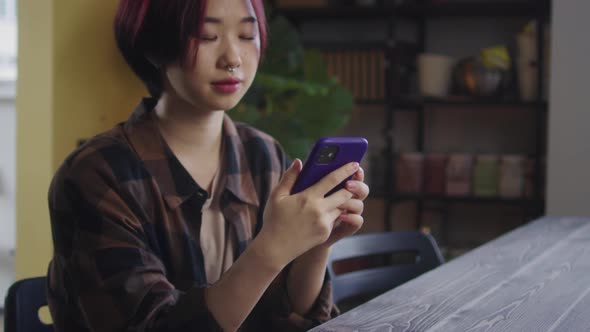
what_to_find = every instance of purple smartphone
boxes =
[291,137,368,196]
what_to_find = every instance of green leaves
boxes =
[230,15,354,159]
[259,16,305,77]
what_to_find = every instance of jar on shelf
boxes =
[473,154,500,197]
[499,155,525,198]
[446,154,473,196]
[424,153,447,194]
[396,152,424,193]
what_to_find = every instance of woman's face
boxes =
[163,0,261,112]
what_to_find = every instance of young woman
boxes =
[46,0,369,331]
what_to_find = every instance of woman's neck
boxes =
[154,93,224,158]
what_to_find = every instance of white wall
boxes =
[546,0,590,217]
[0,0,17,305]
[0,82,16,304]
[0,98,15,251]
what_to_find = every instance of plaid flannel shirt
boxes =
[47,98,337,331]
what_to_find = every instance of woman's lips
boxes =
[211,79,241,94]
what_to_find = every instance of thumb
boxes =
[275,159,302,197]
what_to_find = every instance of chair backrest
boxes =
[4,277,53,332]
[328,231,444,304]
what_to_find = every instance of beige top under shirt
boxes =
[200,139,236,285]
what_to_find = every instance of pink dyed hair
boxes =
[114,0,268,97]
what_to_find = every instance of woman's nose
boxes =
[218,39,242,71]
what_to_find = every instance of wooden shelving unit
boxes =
[277,0,551,246]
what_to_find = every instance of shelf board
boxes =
[392,96,548,110]
[303,40,389,50]
[393,193,542,205]
[275,6,391,21]
[397,1,548,19]
[275,1,548,22]
[353,96,548,109]
[369,191,544,206]
[356,98,387,106]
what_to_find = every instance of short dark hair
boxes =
[114,0,268,98]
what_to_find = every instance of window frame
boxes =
[0,0,17,99]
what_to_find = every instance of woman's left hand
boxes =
[321,167,370,248]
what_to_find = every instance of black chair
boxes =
[4,277,53,332]
[328,231,444,306]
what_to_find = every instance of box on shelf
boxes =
[499,155,525,198]
[446,154,473,196]
[396,152,424,193]
[473,154,500,197]
[392,152,540,200]
[424,154,447,194]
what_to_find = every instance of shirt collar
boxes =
[221,110,260,208]
[123,98,259,209]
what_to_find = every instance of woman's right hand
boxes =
[256,159,360,268]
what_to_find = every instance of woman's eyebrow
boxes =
[204,16,258,24]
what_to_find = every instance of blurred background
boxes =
[0,0,589,326]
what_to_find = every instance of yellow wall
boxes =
[16,0,145,278]
[16,0,55,279]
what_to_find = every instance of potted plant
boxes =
[230,15,355,159]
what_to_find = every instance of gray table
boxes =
[311,217,590,332]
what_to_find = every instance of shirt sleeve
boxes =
[47,154,223,332]
[246,267,339,331]
[245,142,339,331]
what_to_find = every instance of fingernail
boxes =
[351,162,360,171]
[346,181,356,190]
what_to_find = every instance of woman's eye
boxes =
[200,35,218,41]
[240,36,256,41]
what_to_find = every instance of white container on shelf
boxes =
[417,53,455,98]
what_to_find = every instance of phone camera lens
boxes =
[316,145,339,164]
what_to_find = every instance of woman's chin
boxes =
[180,90,245,112]
[198,99,240,113]
[206,95,244,111]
